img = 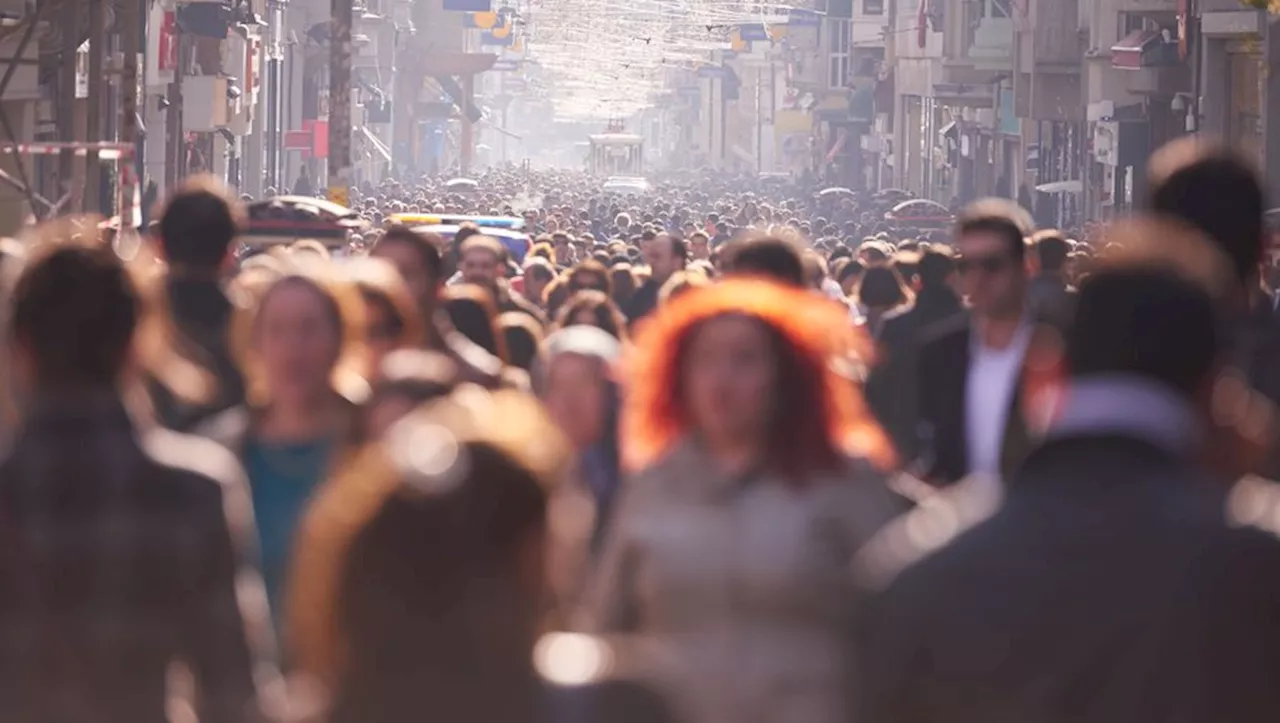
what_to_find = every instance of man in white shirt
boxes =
[915,199,1036,485]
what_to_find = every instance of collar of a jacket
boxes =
[1045,374,1199,457]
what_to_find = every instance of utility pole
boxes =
[85,0,105,213]
[118,0,142,227]
[328,0,353,207]
[57,0,78,210]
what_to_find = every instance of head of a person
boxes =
[953,199,1033,319]
[658,269,711,306]
[643,232,687,283]
[521,257,556,306]
[858,265,911,312]
[458,235,506,290]
[689,231,711,260]
[535,325,622,452]
[11,241,137,393]
[566,259,611,296]
[623,279,893,479]
[372,226,445,314]
[498,311,544,372]
[307,390,571,720]
[911,246,953,292]
[555,289,627,341]
[609,264,638,309]
[836,257,868,296]
[346,257,425,374]
[724,235,805,287]
[443,284,507,364]
[157,174,243,272]
[233,263,365,409]
[1053,218,1233,408]
[363,349,460,438]
[1030,229,1070,275]
[551,232,574,265]
[1148,137,1264,293]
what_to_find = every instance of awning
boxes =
[359,126,391,163]
[1111,29,1178,69]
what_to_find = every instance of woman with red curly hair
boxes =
[585,278,898,723]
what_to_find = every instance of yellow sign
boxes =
[327,185,350,208]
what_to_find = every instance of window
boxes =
[980,0,1011,18]
[828,18,851,88]
[863,0,885,14]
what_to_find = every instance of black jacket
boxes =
[866,288,964,460]
[152,277,246,432]
[625,279,662,326]
[913,314,1034,484]
[855,434,1280,723]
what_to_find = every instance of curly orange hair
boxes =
[622,277,895,477]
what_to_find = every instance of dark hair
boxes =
[13,243,138,387]
[377,225,444,288]
[1067,268,1220,396]
[656,232,689,265]
[498,313,542,371]
[725,236,805,286]
[443,285,507,363]
[917,247,956,289]
[523,259,555,285]
[567,260,612,295]
[1031,230,1070,272]
[158,175,242,268]
[610,265,637,309]
[858,265,911,309]
[334,443,548,722]
[955,214,1027,261]
[1148,140,1264,285]
[556,289,628,341]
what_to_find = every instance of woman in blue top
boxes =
[202,258,366,641]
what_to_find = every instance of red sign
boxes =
[284,130,312,151]
[158,11,179,72]
[311,120,329,159]
[1177,0,1189,60]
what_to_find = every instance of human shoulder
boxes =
[917,311,970,350]
[139,426,255,537]
[852,473,1003,593]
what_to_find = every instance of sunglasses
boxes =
[957,254,1014,275]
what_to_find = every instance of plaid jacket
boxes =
[0,393,277,723]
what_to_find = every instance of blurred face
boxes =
[957,231,1027,319]
[372,239,433,308]
[553,237,573,265]
[255,280,342,406]
[646,235,681,281]
[541,353,607,450]
[682,315,776,448]
[362,293,403,373]
[460,246,501,288]
[691,236,710,260]
[525,270,550,303]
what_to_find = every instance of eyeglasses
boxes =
[957,254,1013,275]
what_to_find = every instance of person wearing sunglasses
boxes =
[914,199,1037,487]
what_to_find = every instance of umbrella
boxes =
[818,187,856,197]
[1035,180,1083,194]
[446,178,479,189]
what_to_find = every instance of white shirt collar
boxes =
[1046,374,1200,456]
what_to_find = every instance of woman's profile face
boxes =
[256,280,341,405]
[541,353,607,450]
[682,315,776,447]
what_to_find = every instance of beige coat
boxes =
[585,440,897,723]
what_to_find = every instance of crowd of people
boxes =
[3,135,1280,723]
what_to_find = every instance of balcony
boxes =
[947,0,1013,64]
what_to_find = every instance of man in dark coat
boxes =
[867,247,964,459]
[853,226,1280,723]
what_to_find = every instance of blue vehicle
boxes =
[414,223,532,263]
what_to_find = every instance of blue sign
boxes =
[739,23,769,41]
[443,0,490,11]
[786,9,822,26]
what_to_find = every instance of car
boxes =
[412,223,532,264]
[884,199,954,227]
[602,176,651,195]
